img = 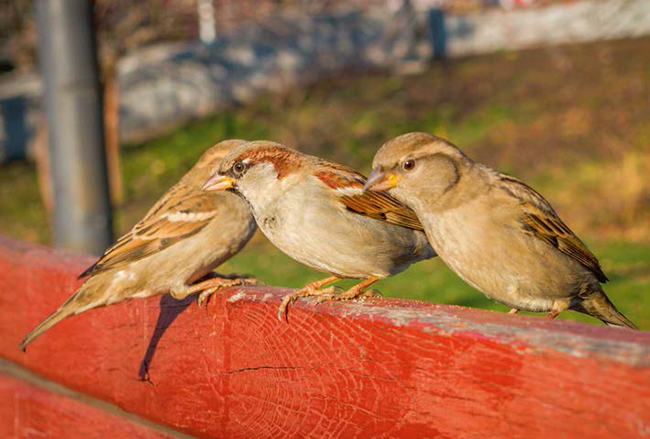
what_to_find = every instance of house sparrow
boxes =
[364,132,636,329]
[20,140,258,350]
[202,141,435,321]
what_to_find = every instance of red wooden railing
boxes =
[1,235,648,438]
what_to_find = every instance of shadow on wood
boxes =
[138,293,196,384]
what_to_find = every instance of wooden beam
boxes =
[0,236,648,438]
[0,368,178,438]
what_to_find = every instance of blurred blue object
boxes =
[0,96,30,162]
[428,8,446,60]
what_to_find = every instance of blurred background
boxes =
[0,0,648,328]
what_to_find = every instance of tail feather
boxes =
[20,283,106,351]
[576,291,637,330]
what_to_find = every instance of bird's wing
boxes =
[79,182,222,278]
[497,174,608,282]
[314,160,424,232]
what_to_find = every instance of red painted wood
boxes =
[0,235,649,438]
[0,373,173,438]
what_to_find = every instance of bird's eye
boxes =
[232,161,247,175]
[402,159,415,171]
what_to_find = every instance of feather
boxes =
[315,161,424,232]
[498,175,608,283]
[79,182,221,278]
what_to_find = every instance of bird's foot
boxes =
[190,277,261,308]
[546,309,560,319]
[197,287,218,308]
[277,285,338,322]
[545,299,570,320]
[314,278,381,304]
[508,308,519,315]
[361,289,383,299]
[315,287,382,303]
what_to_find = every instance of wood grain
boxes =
[0,235,649,438]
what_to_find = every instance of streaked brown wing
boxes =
[499,175,608,283]
[315,161,425,232]
[79,187,221,278]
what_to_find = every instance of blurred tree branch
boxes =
[19,0,196,209]
[92,0,196,206]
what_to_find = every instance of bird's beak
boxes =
[202,174,234,192]
[364,167,399,192]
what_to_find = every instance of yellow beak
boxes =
[202,174,234,192]
[363,167,399,192]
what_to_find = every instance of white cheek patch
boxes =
[165,211,216,222]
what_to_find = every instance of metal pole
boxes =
[36,0,113,255]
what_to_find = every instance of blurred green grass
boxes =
[0,38,647,329]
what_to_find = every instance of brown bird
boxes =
[20,139,258,350]
[202,141,435,321]
[365,132,636,329]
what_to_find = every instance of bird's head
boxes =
[202,141,305,209]
[186,139,249,185]
[364,132,472,211]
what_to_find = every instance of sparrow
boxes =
[201,140,435,321]
[20,139,258,350]
[364,132,636,329]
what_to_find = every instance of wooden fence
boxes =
[0,235,648,438]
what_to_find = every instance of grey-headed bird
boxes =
[202,141,435,320]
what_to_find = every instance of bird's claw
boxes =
[197,287,217,308]
[314,294,335,304]
[313,285,344,305]
[195,277,262,308]
[277,295,293,323]
[276,286,337,322]
[360,288,382,299]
